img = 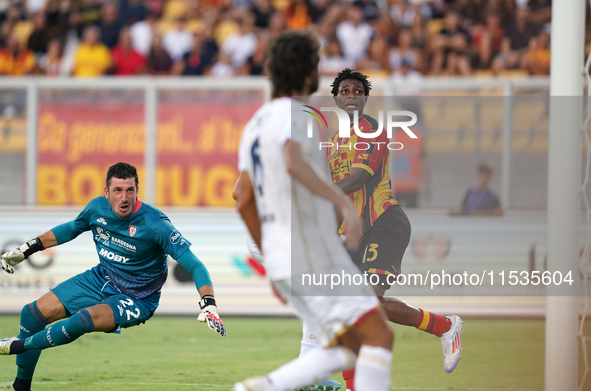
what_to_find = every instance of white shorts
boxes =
[274,278,380,347]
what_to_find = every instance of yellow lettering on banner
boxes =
[68,122,144,162]
[197,114,247,154]
[70,164,103,205]
[37,165,66,204]
[204,165,237,206]
[38,113,67,152]
[158,115,191,153]
[170,165,202,206]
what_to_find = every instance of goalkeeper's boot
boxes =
[233,377,273,391]
[0,337,18,355]
[440,315,463,373]
[314,379,342,390]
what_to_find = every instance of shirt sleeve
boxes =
[52,200,94,244]
[153,217,192,260]
[351,134,388,176]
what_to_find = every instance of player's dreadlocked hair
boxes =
[266,30,319,98]
[106,162,139,188]
[330,68,372,96]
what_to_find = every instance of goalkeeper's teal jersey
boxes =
[68,196,191,299]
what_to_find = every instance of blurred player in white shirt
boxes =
[233,30,393,391]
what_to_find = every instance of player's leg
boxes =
[0,291,67,391]
[299,322,342,391]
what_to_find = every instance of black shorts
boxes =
[347,205,411,289]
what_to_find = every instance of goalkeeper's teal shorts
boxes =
[51,265,159,330]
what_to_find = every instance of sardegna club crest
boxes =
[129,225,138,237]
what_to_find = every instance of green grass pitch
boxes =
[0,315,588,390]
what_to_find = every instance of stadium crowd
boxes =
[0,0,555,77]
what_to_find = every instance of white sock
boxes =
[300,321,322,357]
[354,345,392,391]
[267,346,356,391]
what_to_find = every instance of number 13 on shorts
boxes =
[363,243,379,263]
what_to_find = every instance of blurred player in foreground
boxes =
[322,68,462,390]
[0,162,225,391]
[233,31,394,391]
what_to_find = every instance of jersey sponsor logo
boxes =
[96,217,107,225]
[129,225,137,237]
[95,227,110,246]
[110,236,137,252]
[170,230,182,245]
[98,248,129,263]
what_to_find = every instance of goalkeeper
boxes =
[0,162,226,391]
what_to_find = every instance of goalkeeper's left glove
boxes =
[1,238,45,274]
[197,295,226,337]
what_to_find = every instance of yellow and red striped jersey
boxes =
[326,114,398,235]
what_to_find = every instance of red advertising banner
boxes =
[37,96,261,206]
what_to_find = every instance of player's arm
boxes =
[334,167,371,195]
[175,250,227,337]
[235,171,262,250]
[286,139,361,250]
[1,217,87,274]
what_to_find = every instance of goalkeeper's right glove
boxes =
[1,238,45,274]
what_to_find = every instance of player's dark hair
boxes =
[106,162,139,188]
[330,68,372,96]
[266,30,319,98]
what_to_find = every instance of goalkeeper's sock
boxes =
[12,377,32,391]
[15,301,50,382]
[268,346,355,390]
[354,345,392,391]
[24,309,94,351]
[417,309,451,338]
[342,369,355,391]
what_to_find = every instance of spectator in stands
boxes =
[173,30,216,76]
[390,29,422,74]
[146,33,172,75]
[27,13,51,56]
[319,36,354,76]
[38,38,65,75]
[491,6,539,75]
[285,0,313,30]
[120,0,148,25]
[130,11,158,57]
[72,25,111,76]
[390,0,421,29]
[99,1,123,49]
[268,12,285,39]
[521,29,550,75]
[527,0,551,25]
[353,0,382,22]
[45,0,71,46]
[430,9,471,76]
[357,36,390,76]
[209,52,235,77]
[240,32,268,75]
[391,58,422,82]
[472,10,504,69]
[111,27,145,75]
[409,11,429,53]
[0,21,13,49]
[250,0,275,30]
[220,12,257,70]
[76,0,102,39]
[452,162,503,216]
[336,6,374,63]
[0,34,35,75]
[162,16,192,62]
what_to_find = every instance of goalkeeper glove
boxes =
[197,295,226,337]
[1,238,45,274]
